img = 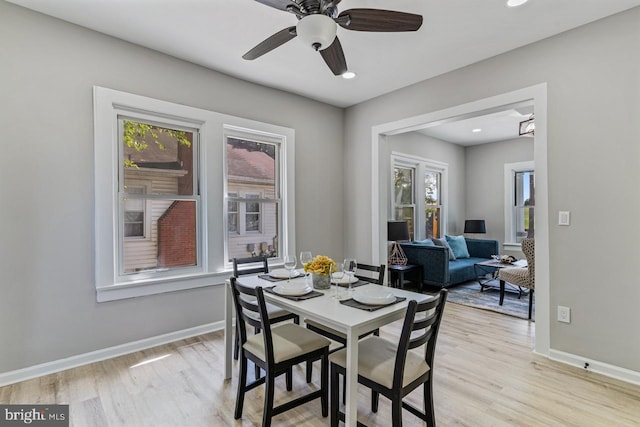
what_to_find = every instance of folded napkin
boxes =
[258,274,288,282]
[332,280,367,288]
[340,296,406,312]
[263,286,324,301]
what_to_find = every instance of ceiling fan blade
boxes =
[320,37,348,76]
[253,0,295,12]
[338,9,423,32]
[243,26,297,60]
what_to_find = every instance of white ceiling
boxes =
[8,0,640,109]
[7,0,638,145]
[416,104,534,146]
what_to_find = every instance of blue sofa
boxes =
[400,238,499,288]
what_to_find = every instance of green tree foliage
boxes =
[123,121,191,168]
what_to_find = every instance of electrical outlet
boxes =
[558,306,571,323]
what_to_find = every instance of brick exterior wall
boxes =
[157,201,196,268]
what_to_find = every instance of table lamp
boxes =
[388,220,410,265]
[464,219,486,234]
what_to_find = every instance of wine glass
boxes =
[300,251,313,284]
[284,255,297,283]
[330,262,345,299]
[343,258,357,294]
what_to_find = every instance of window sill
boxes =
[96,271,230,302]
[503,242,523,250]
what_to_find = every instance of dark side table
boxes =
[388,264,423,290]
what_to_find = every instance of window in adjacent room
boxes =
[391,154,448,240]
[504,161,535,246]
[424,170,442,239]
[393,166,415,239]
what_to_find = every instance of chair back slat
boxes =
[229,278,276,364]
[233,256,269,277]
[392,289,448,390]
[355,263,386,285]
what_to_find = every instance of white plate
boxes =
[331,273,358,284]
[272,285,313,296]
[270,269,300,279]
[353,288,396,305]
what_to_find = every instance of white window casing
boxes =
[504,160,534,249]
[94,86,295,301]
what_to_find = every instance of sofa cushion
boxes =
[446,235,470,259]
[449,257,486,284]
[433,238,456,260]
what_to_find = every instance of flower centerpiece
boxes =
[303,255,337,289]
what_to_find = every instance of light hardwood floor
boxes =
[2,302,640,426]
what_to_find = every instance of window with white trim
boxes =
[225,135,281,261]
[504,161,535,246]
[94,86,295,301]
[391,153,448,240]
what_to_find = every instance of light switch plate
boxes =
[558,211,570,226]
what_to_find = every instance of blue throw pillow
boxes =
[446,235,470,259]
[433,238,456,260]
[413,239,435,246]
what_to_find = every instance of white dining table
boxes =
[224,272,433,427]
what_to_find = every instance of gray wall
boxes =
[386,132,466,236]
[0,2,344,373]
[344,8,640,371]
[465,138,534,256]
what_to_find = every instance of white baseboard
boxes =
[548,349,640,386]
[0,321,224,388]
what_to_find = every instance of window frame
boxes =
[122,181,151,240]
[223,129,287,267]
[391,152,448,240]
[94,86,295,302]
[503,160,535,249]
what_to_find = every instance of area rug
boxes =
[444,279,535,320]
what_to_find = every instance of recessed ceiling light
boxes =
[506,0,529,7]
[342,71,356,79]
[472,128,482,133]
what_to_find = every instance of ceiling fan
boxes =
[243,0,423,76]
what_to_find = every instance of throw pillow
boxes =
[446,235,470,259]
[433,238,456,260]
[413,239,435,246]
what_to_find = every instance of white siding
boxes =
[123,169,179,272]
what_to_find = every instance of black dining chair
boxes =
[230,277,330,427]
[329,289,448,427]
[232,256,299,361]
[305,263,386,386]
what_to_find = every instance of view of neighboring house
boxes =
[121,128,280,272]
[122,122,196,273]
[226,138,279,261]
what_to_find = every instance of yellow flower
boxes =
[303,255,337,276]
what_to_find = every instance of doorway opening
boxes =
[370,84,550,356]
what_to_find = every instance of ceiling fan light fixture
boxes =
[296,14,337,51]
[506,0,529,7]
[342,71,356,79]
